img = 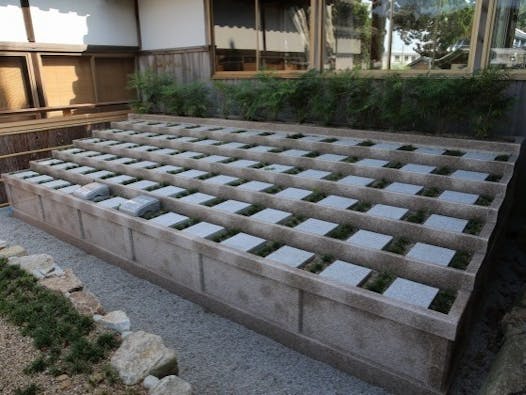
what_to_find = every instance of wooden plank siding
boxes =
[138,47,212,83]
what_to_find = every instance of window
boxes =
[490,0,526,68]
[323,0,477,71]
[213,0,311,72]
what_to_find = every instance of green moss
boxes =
[241,204,263,217]
[325,172,344,181]
[363,272,396,293]
[432,166,452,176]
[282,215,306,228]
[303,190,327,203]
[173,218,198,230]
[420,187,441,198]
[464,219,483,235]
[384,238,411,255]
[449,251,472,270]
[403,210,428,224]
[255,241,283,257]
[429,290,456,314]
[211,229,239,243]
[203,197,226,207]
[327,224,356,240]
[351,201,372,212]
[285,167,302,175]
[343,156,358,163]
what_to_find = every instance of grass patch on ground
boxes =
[0,258,120,377]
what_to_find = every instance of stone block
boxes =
[401,164,436,174]
[317,153,346,162]
[226,159,259,168]
[200,155,229,163]
[105,175,136,184]
[127,180,160,190]
[265,246,314,267]
[152,165,183,174]
[179,193,216,205]
[237,181,274,192]
[463,151,496,161]
[295,218,338,235]
[280,149,310,157]
[438,190,479,205]
[383,278,439,308]
[94,310,131,332]
[355,159,389,167]
[129,161,159,169]
[27,175,54,184]
[0,245,26,258]
[68,166,95,174]
[39,268,83,294]
[320,260,371,286]
[296,169,331,179]
[318,195,357,209]
[212,200,252,214]
[204,175,239,185]
[250,208,291,224]
[407,243,456,267]
[451,170,489,181]
[182,222,224,239]
[220,233,266,252]
[347,230,392,250]
[176,169,208,179]
[275,187,312,200]
[150,212,189,227]
[151,186,186,198]
[384,182,423,195]
[69,290,104,315]
[423,214,468,233]
[150,375,192,395]
[263,164,294,173]
[41,179,71,189]
[367,204,408,220]
[415,147,445,155]
[338,175,374,187]
[98,197,127,209]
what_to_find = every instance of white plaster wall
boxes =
[0,1,28,42]
[138,0,206,50]
[30,0,138,46]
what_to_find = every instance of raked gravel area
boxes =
[2,194,525,395]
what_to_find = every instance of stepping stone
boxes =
[318,195,357,209]
[194,139,220,145]
[52,162,77,170]
[89,170,115,179]
[38,158,62,166]
[175,136,198,143]
[320,260,372,286]
[113,142,138,149]
[132,145,158,152]
[97,140,119,146]
[212,200,252,214]
[127,180,159,190]
[275,187,312,200]
[423,214,468,233]
[334,138,359,146]
[150,134,172,140]
[98,197,128,209]
[317,153,346,162]
[93,153,118,161]
[150,212,189,227]
[41,179,71,189]
[299,135,326,142]
[221,142,247,149]
[250,208,291,224]
[280,149,310,157]
[247,145,273,152]
[13,170,39,178]
[226,159,259,168]
[81,138,100,144]
[128,160,158,169]
[61,148,83,154]
[438,190,479,205]
[200,155,229,163]
[407,243,456,267]
[179,193,216,205]
[263,164,294,173]
[177,169,208,179]
[152,165,182,174]
[338,175,374,187]
[204,175,240,185]
[401,164,436,174]
[133,132,155,138]
[220,233,266,252]
[27,175,54,184]
[347,230,392,250]
[463,151,497,161]
[68,166,95,174]
[415,146,445,155]
[367,204,408,220]
[355,158,389,167]
[383,278,439,308]
[451,170,489,181]
[173,151,204,159]
[151,185,186,198]
[183,222,224,239]
[372,142,401,150]
[111,157,135,165]
[75,150,101,157]
[294,218,338,235]
[154,148,178,155]
[105,175,136,184]
[58,184,81,194]
[266,246,314,267]
[237,181,273,192]
[296,169,331,179]
[385,182,423,195]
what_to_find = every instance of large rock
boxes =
[0,245,26,258]
[69,291,104,316]
[8,254,55,277]
[0,240,8,249]
[94,310,130,332]
[111,331,178,385]
[38,268,83,293]
[150,375,192,395]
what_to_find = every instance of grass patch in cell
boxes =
[429,290,456,314]
[351,201,372,212]
[282,215,306,228]
[370,179,390,189]
[385,161,403,169]
[449,251,472,270]
[357,140,375,147]
[325,172,344,181]
[398,145,416,151]
[211,229,239,243]
[343,156,359,163]
[403,210,428,224]
[304,151,320,158]
[419,187,441,198]
[303,190,327,203]
[255,241,283,257]
[286,133,304,139]
[443,149,465,157]
[494,154,510,162]
[302,255,330,274]
[384,238,411,255]
[265,186,283,194]
[241,204,264,216]
[475,195,493,206]
[464,219,483,235]
[363,272,396,294]
[432,166,452,176]
[486,174,501,182]
[285,168,302,175]
[173,218,199,230]
[327,224,356,240]
[259,131,273,136]
[203,197,226,207]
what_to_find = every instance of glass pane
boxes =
[391,0,476,70]
[490,0,526,69]
[323,0,391,71]
[258,0,311,71]
[213,0,257,71]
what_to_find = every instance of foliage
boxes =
[129,67,512,138]
[0,259,121,376]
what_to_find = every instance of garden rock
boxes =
[111,331,178,385]
[69,290,104,316]
[150,375,192,395]
[94,310,130,333]
[0,239,7,249]
[8,254,55,276]
[0,245,26,258]
[38,268,83,293]
[143,375,160,390]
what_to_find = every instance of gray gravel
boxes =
[0,207,386,395]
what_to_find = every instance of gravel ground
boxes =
[2,189,525,395]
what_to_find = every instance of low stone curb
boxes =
[0,240,193,395]
[480,290,526,394]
